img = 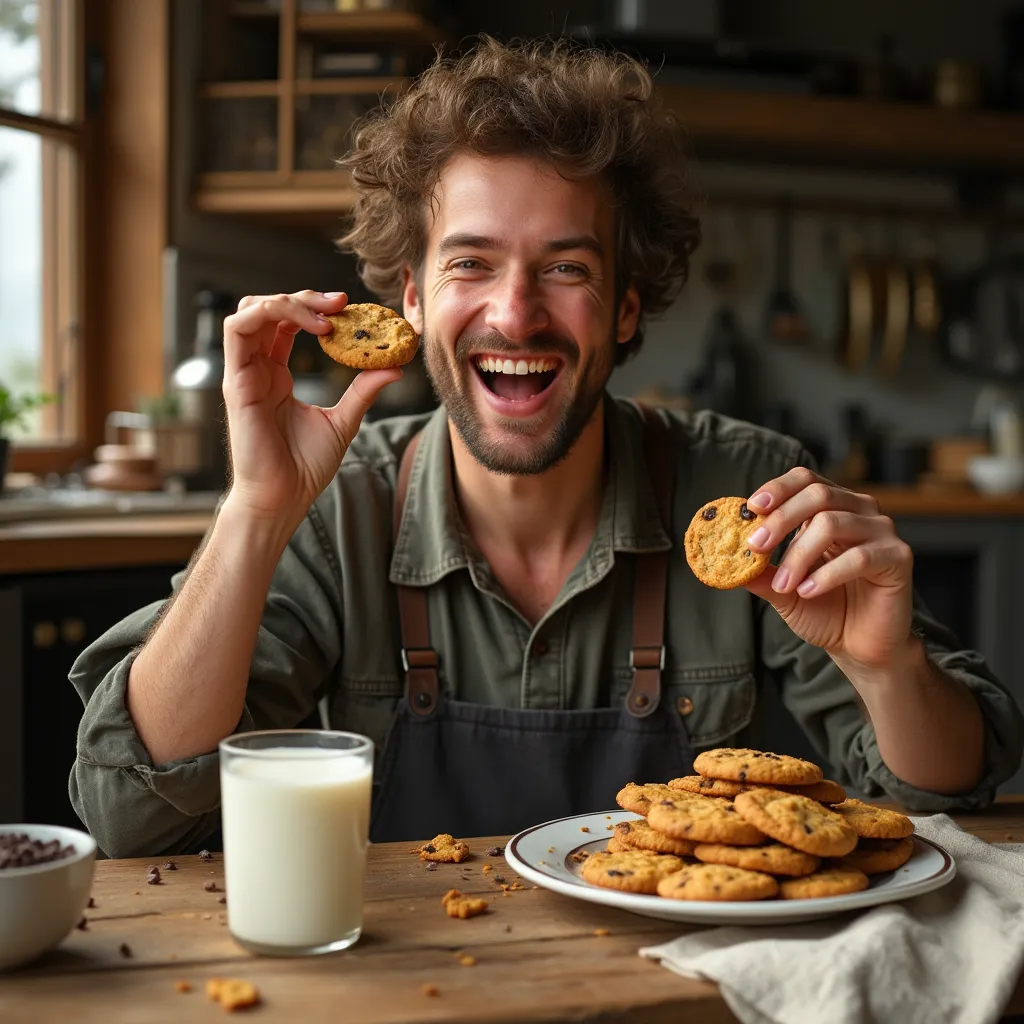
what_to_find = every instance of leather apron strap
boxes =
[394,433,439,717]
[625,403,673,718]
[393,405,674,719]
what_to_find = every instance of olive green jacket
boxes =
[69,397,1024,857]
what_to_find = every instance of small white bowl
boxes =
[966,455,1024,495]
[0,824,97,970]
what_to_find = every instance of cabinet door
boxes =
[20,565,184,829]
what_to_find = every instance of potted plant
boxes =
[0,383,55,494]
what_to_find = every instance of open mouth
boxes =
[473,355,561,403]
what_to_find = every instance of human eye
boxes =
[550,262,588,277]
[450,258,484,272]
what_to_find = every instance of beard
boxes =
[422,324,617,476]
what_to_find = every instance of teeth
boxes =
[476,356,557,374]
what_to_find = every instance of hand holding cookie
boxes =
[221,290,403,526]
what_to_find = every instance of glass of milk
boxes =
[219,730,373,957]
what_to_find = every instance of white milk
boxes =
[220,748,372,950]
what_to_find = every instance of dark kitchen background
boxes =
[1,0,1023,830]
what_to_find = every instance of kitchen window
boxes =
[0,0,83,450]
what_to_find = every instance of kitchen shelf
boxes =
[199,77,404,99]
[295,10,446,46]
[661,85,1024,170]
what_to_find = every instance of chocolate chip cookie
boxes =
[580,850,685,895]
[657,863,779,902]
[319,302,419,370]
[733,789,858,858]
[693,748,823,786]
[670,773,845,805]
[835,836,915,875]
[831,799,915,839]
[693,841,821,877]
[778,866,870,900]
[615,782,680,817]
[684,496,771,589]
[613,818,697,857]
[647,795,767,846]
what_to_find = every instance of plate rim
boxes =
[506,809,956,922]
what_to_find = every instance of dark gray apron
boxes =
[370,405,694,843]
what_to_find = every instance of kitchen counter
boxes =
[0,512,211,574]
[865,487,1024,517]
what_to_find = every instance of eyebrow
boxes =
[435,232,605,261]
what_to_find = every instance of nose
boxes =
[483,268,550,342]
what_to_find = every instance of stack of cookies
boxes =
[581,747,915,902]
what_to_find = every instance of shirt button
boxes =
[532,639,550,658]
[676,696,694,716]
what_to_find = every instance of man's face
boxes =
[403,154,639,475]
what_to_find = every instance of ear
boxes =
[402,265,424,335]
[616,283,641,346]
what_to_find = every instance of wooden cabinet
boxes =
[195,0,447,221]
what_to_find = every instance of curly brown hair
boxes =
[337,36,701,363]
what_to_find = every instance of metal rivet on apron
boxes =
[675,696,694,716]
[634,693,650,708]
[414,692,433,710]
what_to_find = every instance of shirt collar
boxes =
[388,396,672,588]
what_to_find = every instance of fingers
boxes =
[788,539,912,599]
[770,510,893,594]
[746,468,880,554]
[236,290,347,314]
[324,368,403,450]
[224,294,332,378]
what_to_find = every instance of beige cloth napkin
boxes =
[639,815,1024,1024]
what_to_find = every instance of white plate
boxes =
[505,809,956,926]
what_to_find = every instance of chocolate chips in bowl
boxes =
[0,824,97,970]
[0,833,77,871]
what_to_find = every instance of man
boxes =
[71,39,1022,858]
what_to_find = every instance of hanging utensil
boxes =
[764,194,809,344]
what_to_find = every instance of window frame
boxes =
[0,0,90,473]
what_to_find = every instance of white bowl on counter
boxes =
[966,455,1024,495]
[0,824,97,970]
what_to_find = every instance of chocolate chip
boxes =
[198,850,213,862]
[86,896,96,909]
[702,506,717,521]
[803,823,813,835]
[162,861,177,871]
[0,832,76,869]
[739,503,757,521]
[423,845,436,854]
[375,343,389,350]
[146,866,161,885]
[494,875,506,884]
[607,870,625,877]
[738,770,747,781]
[426,862,438,871]
[354,330,370,339]
[119,943,132,958]
[218,896,227,904]
[485,846,503,856]
[204,881,218,892]
[76,916,88,930]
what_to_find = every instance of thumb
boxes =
[326,367,403,448]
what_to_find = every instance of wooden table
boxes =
[4,800,1024,1023]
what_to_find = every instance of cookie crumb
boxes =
[146,866,161,885]
[86,896,96,909]
[198,850,213,862]
[207,978,260,1012]
[204,881,219,892]
[605,815,612,819]
[504,924,512,932]
[458,955,477,967]
[175,981,192,994]
[485,845,503,857]
[218,896,227,904]
[580,827,590,833]
[547,847,555,853]
[420,834,470,863]
[426,862,438,872]
[119,943,132,958]
[594,928,611,937]
[482,864,492,873]
[163,861,177,871]
[75,916,88,930]
[606,824,615,831]
[441,889,488,919]
[203,913,212,920]
[421,983,440,997]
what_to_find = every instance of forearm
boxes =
[837,638,986,795]
[127,498,298,765]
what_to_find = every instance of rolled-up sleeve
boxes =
[69,503,345,858]
[760,592,1024,811]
